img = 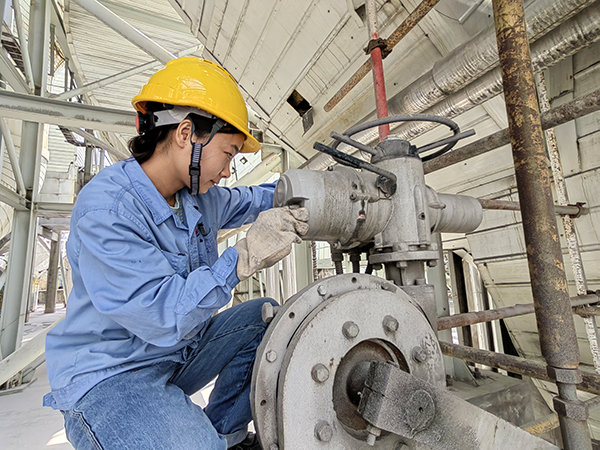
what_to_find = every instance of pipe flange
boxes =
[252,274,445,450]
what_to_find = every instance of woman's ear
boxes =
[173,119,193,149]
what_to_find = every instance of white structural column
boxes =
[0,0,50,360]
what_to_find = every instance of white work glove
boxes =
[234,206,309,281]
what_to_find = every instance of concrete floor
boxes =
[0,305,211,450]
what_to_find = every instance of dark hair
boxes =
[128,102,243,164]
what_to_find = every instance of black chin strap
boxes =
[189,117,226,195]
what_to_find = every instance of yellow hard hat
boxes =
[132,57,260,153]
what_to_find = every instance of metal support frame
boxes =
[55,44,202,100]
[0,0,50,363]
[44,231,60,314]
[11,0,34,91]
[492,0,591,447]
[74,0,174,64]
[0,89,136,133]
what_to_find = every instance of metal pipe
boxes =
[494,0,580,369]
[438,293,599,331]
[387,0,600,144]
[74,0,175,64]
[477,198,586,216]
[305,1,600,171]
[423,88,600,174]
[365,0,390,140]
[536,72,600,373]
[440,342,600,395]
[493,0,590,448]
[323,0,441,112]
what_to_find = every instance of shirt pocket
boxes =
[161,250,189,278]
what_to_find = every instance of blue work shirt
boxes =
[44,158,275,411]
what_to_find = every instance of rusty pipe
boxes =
[493,0,590,447]
[477,198,587,216]
[423,87,600,174]
[440,342,600,396]
[437,293,599,331]
[324,0,440,112]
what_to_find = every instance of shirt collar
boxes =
[123,158,173,225]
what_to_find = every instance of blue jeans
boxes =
[62,298,277,450]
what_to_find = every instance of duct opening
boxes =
[287,90,311,116]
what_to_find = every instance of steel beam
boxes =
[0,184,27,210]
[0,118,26,195]
[493,0,591,448]
[0,89,136,133]
[11,0,35,91]
[68,127,129,160]
[0,46,29,94]
[0,0,50,362]
[0,318,61,386]
[55,44,202,100]
[74,0,175,64]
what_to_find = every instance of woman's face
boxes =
[195,132,245,194]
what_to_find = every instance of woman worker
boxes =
[43,57,308,450]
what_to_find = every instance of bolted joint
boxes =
[311,363,330,383]
[265,350,277,363]
[553,396,589,422]
[261,302,280,323]
[547,366,583,384]
[412,346,428,363]
[383,315,399,333]
[314,420,333,442]
[342,321,360,339]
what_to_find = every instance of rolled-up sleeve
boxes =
[209,182,276,230]
[76,209,238,347]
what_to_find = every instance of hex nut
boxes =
[383,315,399,333]
[269,445,279,450]
[342,321,360,339]
[317,285,327,296]
[266,350,277,363]
[261,303,280,323]
[311,363,330,383]
[314,420,333,442]
[412,346,428,363]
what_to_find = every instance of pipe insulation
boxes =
[390,0,600,142]
[304,0,599,171]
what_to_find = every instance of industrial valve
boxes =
[251,116,558,450]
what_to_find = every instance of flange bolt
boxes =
[266,350,277,362]
[342,321,360,339]
[383,315,399,333]
[311,363,330,383]
[261,302,280,323]
[412,346,428,363]
[314,421,333,442]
